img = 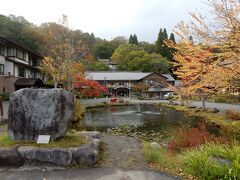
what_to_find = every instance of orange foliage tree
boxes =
[168,0,240,107]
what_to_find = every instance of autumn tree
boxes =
[169,0,240,108]
[132,83,150,98]
[73,76,108,98]
[41,15,85,89]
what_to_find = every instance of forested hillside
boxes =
[0,14,176,72]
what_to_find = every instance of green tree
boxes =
[169,33,176,43]
[111,44,144,64]
[111,44,170,73]
[93,41,114,59]
[87,61,110,71]
[129,34,138,45]
[128,53,170,73]
[139,41,156,53]
[156,28,176,60]
[0,14,45,52]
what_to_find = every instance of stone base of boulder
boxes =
[0,131,100,167]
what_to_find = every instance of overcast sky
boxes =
[0,0,206,42]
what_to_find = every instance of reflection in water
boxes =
[78,104,221,142]
[82,104,198,131]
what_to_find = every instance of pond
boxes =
[76,104,219,142]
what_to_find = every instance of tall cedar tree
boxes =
[156,28,176,60]
[129,34,138,45]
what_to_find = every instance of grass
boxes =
[0,133,86,148]
[165,104,240,141]
[142,141,240,179]
[209,94,240,104]
[142,141,193,179]
[181,143,240,179]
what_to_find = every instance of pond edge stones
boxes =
[0,131,100,167]
[8,88,74,141]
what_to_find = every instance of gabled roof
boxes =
[162,74,175,81]
[86,71,175,81]
[86,71,152,81]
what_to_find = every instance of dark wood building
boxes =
[86,72,175,99]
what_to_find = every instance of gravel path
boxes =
[101,135,147,169]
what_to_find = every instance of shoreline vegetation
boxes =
[1,99,239,178]
[77,99,240,179]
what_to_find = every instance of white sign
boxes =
[37,135,50,144]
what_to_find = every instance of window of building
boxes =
[0,64,4,75]
[7,47,16,57]
[16,49,26,60]
[0,45,5,56]
[18,66,25,77]
[31,69,37,78]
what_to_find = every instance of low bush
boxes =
[0,93,10,101]
[118,99,125,103]
[209,94,240,104]
[168,124,227,152]
[181,143,240,179]
[142,142,163,163]
[225,110,240,121]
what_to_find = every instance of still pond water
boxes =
[79,104,217,140]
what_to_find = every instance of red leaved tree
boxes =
[73,75,108,98]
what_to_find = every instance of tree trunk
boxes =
[202,97,206,111]
[54,77,58,88]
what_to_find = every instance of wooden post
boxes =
[0,96,3,116]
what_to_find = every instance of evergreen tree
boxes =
[129,34,138,45]
[156,28,164,54]
[156,28,169,58]
[169,33,176,43]
[129,34,134,44]
[133,34,138,45]
[163,28,168,40]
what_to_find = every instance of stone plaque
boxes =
[37,135,50,144]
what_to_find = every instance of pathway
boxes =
[0,167,178,180]
[0,135,178,180]
[124,98,240,112]
[101,135,147,169]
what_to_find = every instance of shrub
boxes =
[225,110,240,121]
[181,143,240,179]
[0,93,10,101]
[143,142,162,163]
[210,94,240,104]
[168,124,227,152]
[118,99,125,103]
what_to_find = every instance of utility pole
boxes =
[129,79,131,98]
[0,96,3,116]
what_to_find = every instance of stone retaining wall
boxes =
[0,131,100,167]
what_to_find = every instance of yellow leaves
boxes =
[169,0,240,97]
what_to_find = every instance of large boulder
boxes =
[8,88,74,141]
